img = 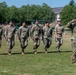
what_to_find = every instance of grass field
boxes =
[0,33,76,75]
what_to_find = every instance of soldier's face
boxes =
[22,23,26,27]
[9,22,13,26]
[57,21,61,25]
[46,23,49,26]
[35,21,39,25]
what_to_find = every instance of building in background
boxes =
[52,7,63,21]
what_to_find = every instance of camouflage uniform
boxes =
[5,25,16,54]
[55,24,64,52]
[18,26,29,54]
[31,25,41,53]
[0,26,3,48]
[67,19,76,63]
[42,26,52,52]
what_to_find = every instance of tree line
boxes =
[0,0,76,25]
[0,2,55,24]
[60,0,76,25]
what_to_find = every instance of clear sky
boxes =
[0,0,76,8]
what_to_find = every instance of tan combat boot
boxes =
[34,50,37,54]
[45,49,47,54]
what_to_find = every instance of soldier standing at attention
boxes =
[31,21,41,54]
[42,22,53,53]
[54,19,64,53]
[5,21,16,55]
[67,17,76,64]
[18,22,29,54]
[0,25,3,48]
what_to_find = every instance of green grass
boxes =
[0,34,76,75]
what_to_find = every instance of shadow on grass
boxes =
[60,50,72,53]
[38,50,72,54]
[48,50,72,54]
[0,50,72,55]
[0,53,8,55]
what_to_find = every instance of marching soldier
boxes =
[67,17,76,64]
[18,22,29,54]
[0,25,3,48]
[54,19,64,52]
[42,22,53,53]
[5,21,16,55]
[31,21,41,54]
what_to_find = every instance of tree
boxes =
[6,5,20,23]
[60,0,76,25]
[0,2,7,23]
[69,0,75,6]
[0,2,55,24]
[39,3,55,21]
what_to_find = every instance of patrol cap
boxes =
[21,21,27,24]
[57,19,61,22]
[35,20,39,23]
[45,21,50,24]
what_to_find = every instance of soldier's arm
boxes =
[27,28,29,38]
[54,26,57,37]
[1,28,3,36]
[62,27,66,37]
[42,28,44,36]
[5,27,8,41]
[67,20,74,28]
[14,27,16,34]
[30,26,34,37]
[50,28,53,37]
[39,27,42,36]
[17,27,22,40]
[42,27,45,41]
[30,26,35,40]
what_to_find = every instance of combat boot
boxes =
[34,50,37,54]
[22,52,25,55]
[8,51,12,55]
[22,49,25,55]
[56,47,60,53]
[71,56,76,63]
[45,49,47,54]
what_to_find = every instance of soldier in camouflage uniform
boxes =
[0,25,3,48]
[54,19,64,52]
[67,17,76,64]
[18,22,29,54]
[5,21,16,55]
[31,21,41,54]
[42,22,52,53]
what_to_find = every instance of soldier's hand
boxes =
[19,37,21,41]
[31,37,34,41]
[5,37,8,41]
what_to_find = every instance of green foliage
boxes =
[0,2,55,24]
[69,0,75,6]
[0,2,7,23]
[60,0,76,25]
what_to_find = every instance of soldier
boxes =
[31,21,41,54]
[0,25,3,48]
[54,19,64,52]
[5,21,16,55]
[18,22,29,54]
[67,17,76,64]
[42,22,52,53]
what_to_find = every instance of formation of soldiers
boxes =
[0,18,76,64]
